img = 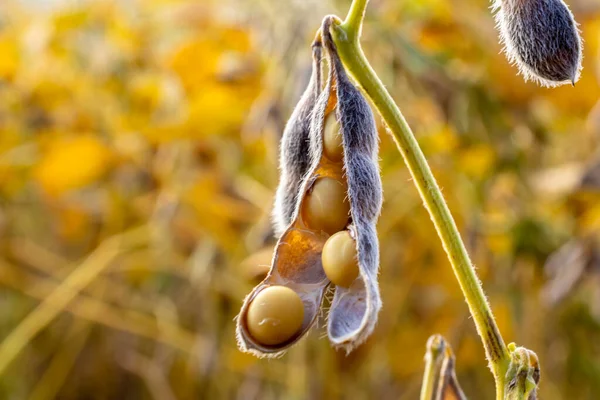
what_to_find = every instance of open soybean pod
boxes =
[319,17,383,352]
[236,37,332,357]
[236,16,383,356]
[272,41,322,237]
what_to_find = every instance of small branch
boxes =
[420,335,467,400]
[341,0,368,40]
[420,335,444,400]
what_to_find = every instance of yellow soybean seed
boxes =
[323,116,344,162]
[246,286,305,346]
[302,177,350,235]
[321,230,359,288]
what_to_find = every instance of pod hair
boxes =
[272,43,322,237]
[319,16,383,352]
[493,0,583,87]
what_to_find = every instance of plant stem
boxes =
[330,1,511,397]
[342,0,368,39]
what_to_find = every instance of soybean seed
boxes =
[323,116,344,162]
[301,177,350,235]
[321,230,359,288]
[246,286,305,346]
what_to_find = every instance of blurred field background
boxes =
[1,0,600,398]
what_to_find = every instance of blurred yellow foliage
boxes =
[0,35,19,80]
[458,144,496,179]
[35,136,111,195]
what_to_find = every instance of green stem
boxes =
[330,1,511,398]
[342,0,368,39]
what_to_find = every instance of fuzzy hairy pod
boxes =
[272,44,322,237]
[236,16,383,357]
[493,0,583,87]
[319,19,383,352]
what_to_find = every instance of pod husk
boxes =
[319,17,383,351]
[272,42,322,237]
[236,39,332,358]
[236,17,383,356]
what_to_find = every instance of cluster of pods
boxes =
[236,17,383,357]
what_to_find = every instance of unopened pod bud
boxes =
[493,0,583,87]
[236,16,383,357]
[272,42,322,237]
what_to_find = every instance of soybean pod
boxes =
[236,16,383,356]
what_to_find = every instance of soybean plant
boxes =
[238,0,582,398]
